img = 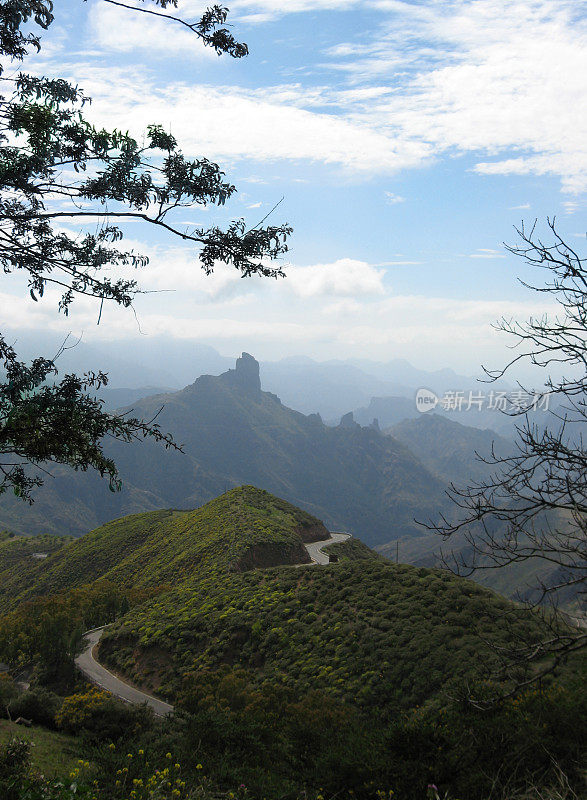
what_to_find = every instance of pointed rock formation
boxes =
[339,411,359,429]
[221,352,262,395]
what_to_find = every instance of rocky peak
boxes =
[222,352,261,395]
[339,411,359,429]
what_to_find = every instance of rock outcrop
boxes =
[221,352,262,395]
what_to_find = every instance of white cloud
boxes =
[48,0,586,193]
[562,200,580,215]
[0,270,560,372]
[285,258,385,297]
[232,0,362,23]
[325,0,587,193]
[62,67,429,173]
[384,191,406,204]
[88,1,217,58]
[97,237,247,299]
[468,249,506,259]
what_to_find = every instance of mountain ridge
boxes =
[0,487,330,612]
[0,354,450,545]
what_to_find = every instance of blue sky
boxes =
[3,0,586,375]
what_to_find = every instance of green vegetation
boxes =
[0,487,331,689]
[388,413,514,487]
[0,534,73,608]
[0,486,584,799]
[325,536,384,562]
[0,487,326,612]
[1,677,584,800]
[100,560,549,710]
[0,721,82,778]
[0,582,143,690]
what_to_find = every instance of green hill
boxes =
[0,354,450,545]
[99,558,548,713]
[0,487,329,612]
[1,485,581,800]
[0,485,562,721]
[0,532,73,608]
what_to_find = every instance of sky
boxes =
[2,0,586,376]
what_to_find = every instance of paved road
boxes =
[75,628,174,716]
[304,531,351,564]
[75,531,352,714]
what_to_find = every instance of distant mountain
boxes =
[3,330,233,389]
[0,354,449,544]
[344,357,481,395]
[97,386,176,411]
[388,413,515,487]
[353,396,418,429]
[259,359,409,420]
[377,414,579,611]
[3,329,180,388]
[352,391,561,437]
[260,356,499,421]
[6,327,523,424]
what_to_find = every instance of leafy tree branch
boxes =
[0,1,291,499]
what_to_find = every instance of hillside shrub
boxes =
[58,689,155,742]
[0,673,17,716]
[0,736,95,799]
[9,687,61,728]
[103,561,550,712]
[56,687,114,733]
[0,738,30,800]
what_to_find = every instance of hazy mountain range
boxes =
[2,349,574,606]
[0,354,452,544]
[5,330,516,426]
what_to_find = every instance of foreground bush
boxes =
[56,685,155,741]
[0,738,90,800]
[9,687,61,728]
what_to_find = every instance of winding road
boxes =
[304,531,350,564]
[74,531,351,716]
[75,627,174,716]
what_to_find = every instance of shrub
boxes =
[0,736,94,799]
[9,686,61,728]
[56,686,154,740]
[0,738,30,800]
[0,673,17,716]
[56,686,115,733]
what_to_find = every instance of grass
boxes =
[0,719,83,777]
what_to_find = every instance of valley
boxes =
[2,0,586,795]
